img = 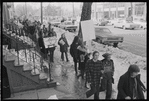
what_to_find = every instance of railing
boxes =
[3,22,51,78]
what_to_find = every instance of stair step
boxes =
[31,68,40,75]
[5,53,17,61]
[39,72,48,80]
[46,81,57,88]
[23,63,33,71]
[14,57,26,66]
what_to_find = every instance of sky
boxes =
[14,2,82,11]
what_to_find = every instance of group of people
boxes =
[69,36,146,99]
[7,18,146,99]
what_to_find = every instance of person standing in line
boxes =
[70,36,80,75]
[46,31,57,63]
[84,53,91,88]
[38,30,46,59]
[117,64,146,99]
[77,41,88,79]
[85,51,104,99]
[58,33,69,62]
[101,53,115,99]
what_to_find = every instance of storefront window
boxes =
[135,5,144,16]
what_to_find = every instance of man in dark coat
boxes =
[58,33,69,62]
[117,64,146,99]
[70,36,79,75]
[38,30,46,59]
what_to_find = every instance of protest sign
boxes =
[81,20,96,42]
[43,37,57,48]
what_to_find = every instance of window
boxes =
[95,28,111,33]
[135,5,144,16]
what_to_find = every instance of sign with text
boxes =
[81,20,96,42]
[43,37,57,48]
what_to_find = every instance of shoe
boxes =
[66,60,69,62]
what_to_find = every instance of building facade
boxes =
[92,2,146,21]
[133,2,146,21]
[3,2,15,24]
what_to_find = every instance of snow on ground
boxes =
[54,27,147,99]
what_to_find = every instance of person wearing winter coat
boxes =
[58,33,69,62]
[117,64,146,99]
[70,36,80,75]
[46,31,57,63]
[38,30,46,59]
[77,41,88,79]
[101,53,115,99]
[85,51,104,99]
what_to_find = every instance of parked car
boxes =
[114,19,140,30]
[108,19,120,25]
[94,26,124,47]
[97,19,109,26]
[51,21,61,27]
[134,19,146,30]
[59,21,78,32]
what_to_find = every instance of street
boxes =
[105,25,146,57]
[73,25,146,57]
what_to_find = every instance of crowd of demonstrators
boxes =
[69,36,146,99]
[58,33,69,62]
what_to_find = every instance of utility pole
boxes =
[25,2,27,16]
[41,2,43,24]
[72,2,75,17]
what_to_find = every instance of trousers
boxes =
[86,84,100,99]
[61,52,69,61]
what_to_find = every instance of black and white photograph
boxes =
[2,2,147,99]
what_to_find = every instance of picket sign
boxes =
[43,37,57,49]
[81,20,96,53]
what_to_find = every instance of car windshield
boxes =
[95,28,111,33]
[126,21,133,23]
[65,22,72,25]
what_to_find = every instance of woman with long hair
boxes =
[70,36,79,75]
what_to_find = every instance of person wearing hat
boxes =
[101,53,115,99]
[117,64,146,99]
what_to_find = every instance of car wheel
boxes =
[123,26,126,30]
[96,38,101,43]
[113,43,118,47]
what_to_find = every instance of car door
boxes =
[115,20,120,27]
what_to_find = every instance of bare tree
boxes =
[78,2,93,42]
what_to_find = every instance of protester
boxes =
[38,30,46,59]
[70,36,80,75]
[85,51,104,99]
[58,33,69,62]
[42,25,47,36]
[84,53,91,88]
[46,31,57,63]
[51,28,57,37]
[101,53,115,99]
[117,64,146,99]
[77,41,88,79]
